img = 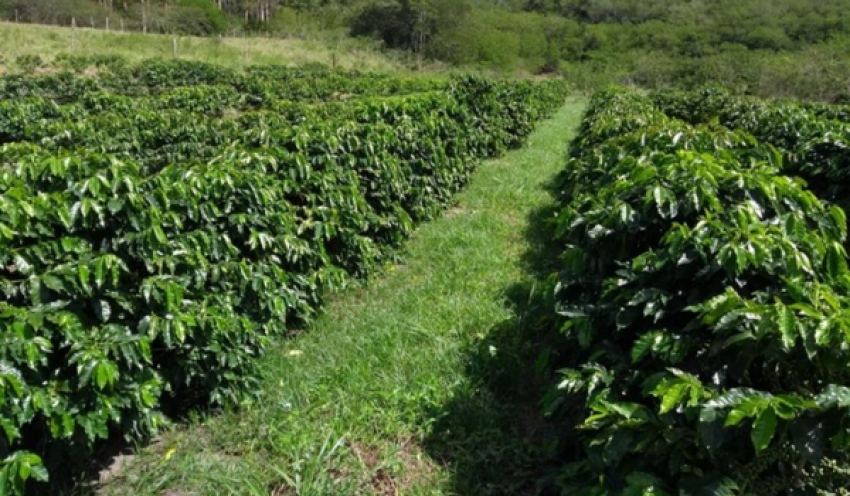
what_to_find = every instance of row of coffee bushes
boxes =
[542,89,850,494]
[654,87,850,206]
[0,71,568,492]
[0,59,445,105]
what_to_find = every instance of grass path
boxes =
[101,101,585,496]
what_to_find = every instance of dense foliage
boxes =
[0,0,230,35]
[0,58,568,494]
[654,87,850,208]
[349,0,850,99]
[543,88,850,494]
[3,0,850,99]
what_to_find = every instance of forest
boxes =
[1,0,849,99]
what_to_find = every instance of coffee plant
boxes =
[654,87,850,207]
[545,88,850,495]
[0,59,569,494]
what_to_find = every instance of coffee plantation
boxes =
[544,88,850,495]
[0,58,568,493]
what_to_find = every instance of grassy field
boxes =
[90,101,585,495]
[0,21,428,72]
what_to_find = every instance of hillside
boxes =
[2,0,850,98]
[0,21,422,73]
[5,3,850,494]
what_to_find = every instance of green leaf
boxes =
[830,206,847,235]
[603,400,650,421]
[816,384,850,409]
[29,462,48,483]
[13,255,32,276]
[751,407,777,453]
[724,393,772,427]
[704,388,766,410]
[0,222,14,239]
[107,198,124,214]
[78,263,91,292]
[95,361,114,390]
[825,241,849,281]
[93,300,111,323]
[41,274,64,292]
[777,304,797,351]
[94,257,106,288]
[576,319,592,349]
[631,332,657,363]
[660,383,688,415]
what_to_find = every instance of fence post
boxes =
[173,37,178,57]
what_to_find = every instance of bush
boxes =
[14,55,44,72]
[170,0,228,35]
[545,89,850,494]
[0,62,568,494]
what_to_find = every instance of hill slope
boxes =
[0,21,418,73]
[2,0,850,98]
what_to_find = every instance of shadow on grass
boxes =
[31,397,208,494]
[24,437,135,495]
[421,193,570,495]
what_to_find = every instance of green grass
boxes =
[96,101,585,495]
[0,21,432,73]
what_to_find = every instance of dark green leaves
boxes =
[751,407,778,453]
[0,451,49,496]
[548,87,850,494]
[0,60,567,494]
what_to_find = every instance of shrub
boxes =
[0,61,568,494]
[170,0,228,35]
[14,55,44,72]
[546,89,850,494]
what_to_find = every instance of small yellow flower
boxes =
[164,448,176,461]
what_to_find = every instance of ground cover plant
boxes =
[0,57,568,494]
[540,88,850,494]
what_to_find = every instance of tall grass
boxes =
[0,21,436,73]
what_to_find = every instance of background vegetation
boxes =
[1,0,850,99]
[0,21,413,73]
